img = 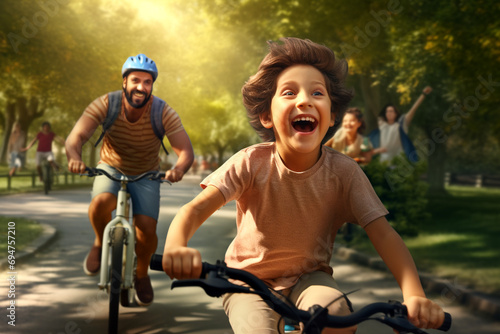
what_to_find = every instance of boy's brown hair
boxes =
[242,37,353,142]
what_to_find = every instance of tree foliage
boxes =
[0,0,497,188]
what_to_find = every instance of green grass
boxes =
[344,185,500,295]
[0,216,44,254]
[0,165,92,195]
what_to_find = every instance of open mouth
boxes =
[133,90,146,98]
[292,116,318,133]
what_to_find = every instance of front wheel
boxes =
[43,163,52,195]
[121,255,137,307]
[108,227,124,334]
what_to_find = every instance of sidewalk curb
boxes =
[1,223,57,272]
[335,246,500,320]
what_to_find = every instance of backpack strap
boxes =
[150,97,169,155]
[94,90,122,148]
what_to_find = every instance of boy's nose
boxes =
[296,93,313,108]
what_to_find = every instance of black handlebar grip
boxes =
[150,254,163,271]
[438,312,452,332]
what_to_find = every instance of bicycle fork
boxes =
[98,182,135,290]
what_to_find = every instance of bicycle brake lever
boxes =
[171,274,251,298]
[150,172,171,184]
[376,316,428,334]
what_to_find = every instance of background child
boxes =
[325,107,384,164]
[22,121,64,181]
[8,122,26,176]
[162,37,444,333]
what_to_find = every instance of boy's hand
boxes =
[162,246,202,280]
[404,296,445,329]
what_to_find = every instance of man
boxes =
[66,54,194,306]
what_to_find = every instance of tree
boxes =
[0,0,156,163]
[387,0,500,192]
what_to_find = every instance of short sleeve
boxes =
[201,149,251,204]
[162,103,184,137]
[343,166,388,228]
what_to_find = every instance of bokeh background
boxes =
[1,0,499,193]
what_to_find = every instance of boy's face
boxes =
[260,65,333,167]
[42,124,51,133]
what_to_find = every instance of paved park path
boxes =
[1,178,499,333]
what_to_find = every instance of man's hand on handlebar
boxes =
[162,246,202,280]
[68,159,87,174]
[164,168,185,183]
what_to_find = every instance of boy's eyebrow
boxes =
[278,79,326,86]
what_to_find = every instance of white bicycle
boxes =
[83,167,168,334]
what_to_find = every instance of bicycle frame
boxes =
[98,176,135,291]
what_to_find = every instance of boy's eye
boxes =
[313,91,324,96]
[283,91,295,96]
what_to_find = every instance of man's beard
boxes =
[123,86,152,108]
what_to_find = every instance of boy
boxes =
[22,121,64,180]
[162,37,444,333]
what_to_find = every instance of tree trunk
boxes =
[17,96,44,138]
[216,145,226,169]
[0,102,16,164]
[426,133,447,195]
[359,72,381,134]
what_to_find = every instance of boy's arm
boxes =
[365,217,445,329]
[21,137,38,152]
[163,185,225,280]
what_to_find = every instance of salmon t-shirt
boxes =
[202,142,388,290]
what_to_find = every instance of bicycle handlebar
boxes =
[82,167,170,184]
[150,254,451,334]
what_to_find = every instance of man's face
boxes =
[122,71,153,108]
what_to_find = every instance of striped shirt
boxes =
[83,92,184,175]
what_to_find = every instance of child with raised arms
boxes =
[162,37,444,333]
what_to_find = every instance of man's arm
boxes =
[164,129,195,183]
[65,114,100,173]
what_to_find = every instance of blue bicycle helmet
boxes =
[121,54,158,82]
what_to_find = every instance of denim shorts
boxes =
[91,163,161,220]
[10,152,25,168]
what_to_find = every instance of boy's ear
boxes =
[259,111,274,129]
[330,112,336,127]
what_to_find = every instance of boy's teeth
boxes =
[294,117,314,122]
